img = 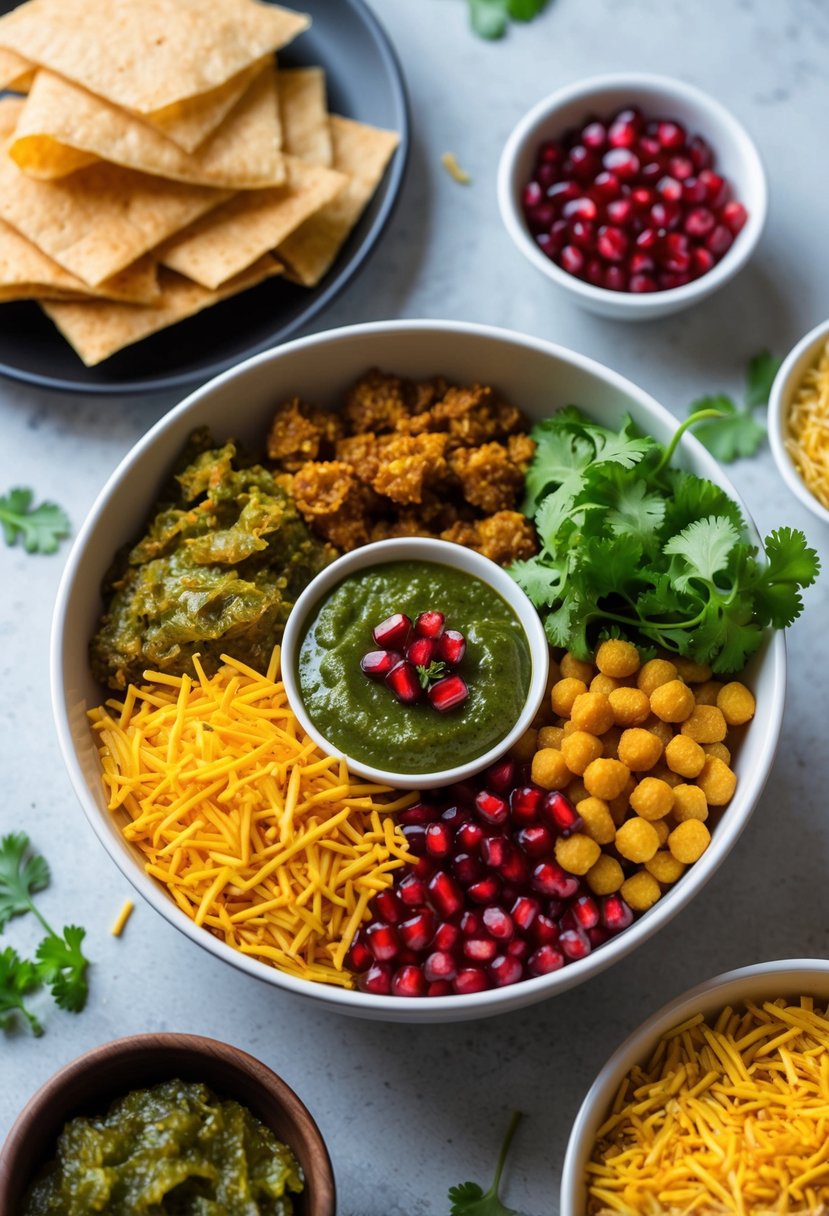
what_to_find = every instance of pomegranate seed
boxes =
[629,273,657,292]
[386,660,421,704]
[668,155,694,181]
[347,938,373,972]
[637,134,661,159]
[581,120,607,149]
[412,855,435,880]
[437,629,466,665]
[509,786,543,826]
[629,251,655,274]
[585,257,604,285]
[526,202,556,232]
[562,195,598,221]
[535,162,559,190]
[636,227,660,250]
[660,232,691,273]
[605,198,634,226]
[361,649,402,679]
[612,106,643,130]
[489,954,524,987]
[572,894,600,930]
[604,266,628,291]
[511,895,540,932]
[456,820,484,853]
[399,802,438,826]
[602,893,634,933]
[658,270,692,289]
[475,791,509,827]
[374,889,404,924]
[688,134,713,169]
[464,936,498,963]
[531,914,560,945]
[588,925,610,948]
[423,950,457,982]
[533,861,580,900]
[699,168,727,207]
[414,610,444,639]
[683,207,716,239]
[547,179,581,206]
[397,873,426,907]
[427,871,464,919]
[657,120,685,149]
[630,186,653,210]
[468,875,502,904]
[566,145,599,180]
[682,175,708,204]
[481,835,507,868]
[406,636,436,667]
[650,200,681,230]
[720,200,748,234]
[449,781,478,806]
[441,804,470,829]
[391,964,426,997]
[453,967,490,995]
[499,846,529,885]
[359,961,392,994]
[399,910,436,952]
[428,674,468,712]
[427,980,452,997]
[541,790,582,836]
[365,922,400,962]
[425,821,453,859]
[560,926,591,960]
[373,612,411,650]
[596,225,628,262]
[486,759,516,793]
[507,937,530,961]
[569,218,596,250]
[639,160,664,185]
[608,117,637,148]
[433,922,460,952]
[707,224,734,256]
[602,147,640,178]
[452,852,482,885]
[517,823,554,858]
[590,170,621,200]
[459,910,482,937]
[528,944,565,975]
[538,138,564,164]
[482,906,514,941]
[656,175,682,201]
[522,181,543,209]
[560,244,585,276]
[401,823,427,856]
[691,246,716,277]
[535,233,556,259]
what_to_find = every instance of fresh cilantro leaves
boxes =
[467,0,548,39]
[511,408,820,672]
[449,1111,523,1216]
[0,486,70,553]
[687,351,782,462]
[0,833,90,1035]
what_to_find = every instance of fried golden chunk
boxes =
[369,432,449,505]
[291,460,380,550]
[507,432,536,472]
[266,396,343,472]
[424,384,528,448]
[449,442,525,513]
[442,511,537,565]
[335,432,383,483]
[343,368,412,435]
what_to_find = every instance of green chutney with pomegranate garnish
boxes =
[296,561,532,774]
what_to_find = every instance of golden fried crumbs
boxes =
[266,396,343,471]
[449,442,525,513]
[441,511,537,566]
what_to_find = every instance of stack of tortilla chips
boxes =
[0,0,400,365]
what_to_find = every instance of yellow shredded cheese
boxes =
[89,649,416,988]
[786,337,829,510]
[588,996,829,1215]
[110,898,134,937]
[441,151,472,184]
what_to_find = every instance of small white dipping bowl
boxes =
[561,958,829,1216]
[51,320,785,1023]
[768,318,829,526]
[498,73,767,321]
[281,537,549,790]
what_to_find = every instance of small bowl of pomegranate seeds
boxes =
[281,536,550,789]
[497,73,767,320]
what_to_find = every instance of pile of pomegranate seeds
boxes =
[347,758,635,997]
[521,106,748,293]
[360,610,469,712]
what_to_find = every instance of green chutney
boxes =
[297,561,532,774]
[24,1080,304,1216]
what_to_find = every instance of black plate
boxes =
[0,0,410,394]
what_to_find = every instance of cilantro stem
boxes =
[654,409,728,474]
[490,1110,522,1196]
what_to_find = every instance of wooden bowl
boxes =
[0,1033,336,1215]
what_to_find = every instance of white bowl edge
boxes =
[768,318,829,525]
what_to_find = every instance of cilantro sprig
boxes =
[0,486,70,553]
[467,0,548,39]
[687,351,782,462]
[0,833,90,1035]
[449,1111,524,1216]
[511,407,820,672]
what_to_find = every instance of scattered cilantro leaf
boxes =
[449,1111,523,1216]
[416,659,448,689]
[0,486,70,554]
[0,946,43,1036]
[0,832,50,930]
[686,351,782,463]
[36,926,89,1013]
[467,0,547,37]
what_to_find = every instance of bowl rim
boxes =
[0,1031,336,1213]
[767,317,829,525]
[279,536,550,789]
[560,957,829,1216]
[50,318,787,1019]
[497,70,768,312]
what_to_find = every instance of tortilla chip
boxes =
[159,156,346,289]
[11,62,285,189]
[0,98,231,286]
[279,67,332,166]
[0,219,160,301]
[0,0,309,115]
[0,45,32,90]
[41,258,283,365]
[140,56,271,153]
[278,115,400,287]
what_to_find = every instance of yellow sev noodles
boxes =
[587,997,829,1216]
[88,648,416,988]
[786,337,829,510]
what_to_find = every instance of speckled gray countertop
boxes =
[1,1,828,1212]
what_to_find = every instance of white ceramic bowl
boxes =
[561,958,829,1216]
[768,318,829,526]
[51,320,785,1023]
[497,73,767,320]
[280,537,549,790]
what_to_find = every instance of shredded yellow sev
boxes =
[786,337,829,510]
[441,151,472,184]
[88,648,417,988]
[587,996,829,1216]
[110,898,134,937]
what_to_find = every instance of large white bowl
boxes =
[768,318,829,526]
[51,321,786,1023]
[561,959,829,1216]
[498,73,767,321]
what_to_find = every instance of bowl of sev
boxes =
[561,958,829,1216]
[768,319,829,527]
[50,320,785,1022]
